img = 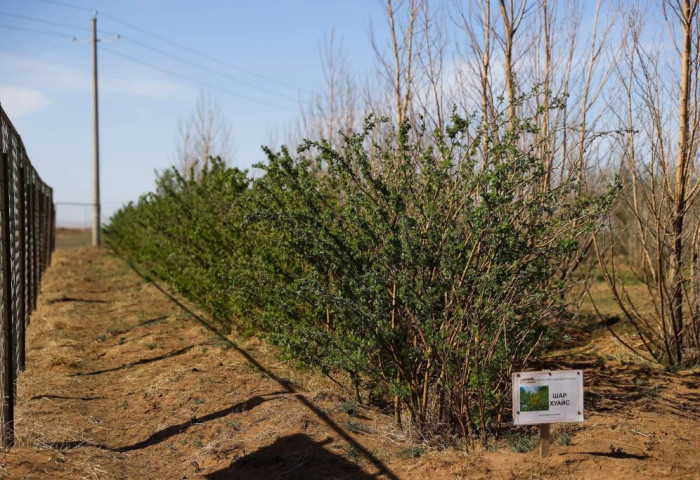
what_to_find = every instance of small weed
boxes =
[557,432,572,446]
[146,343,157,350]
[107,323,127,335]
[397,446,423,458]
[94,334,107,342]
[346,445,362,463]
[122,400,129,410]
[167,443,177,451]
[194,398,205,405]
[229,420,240,431]
[201,346,208,354]
[193,438,203,448]
[341,400,358,416]
[118,337,126,345]
[345,420,370,434]
[505,431,538,453]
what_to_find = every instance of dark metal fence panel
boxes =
[8,125,23,382]
[0,103,55,447]
[0,149,13,448]
[28,170,35,316]
[32,170,39,312]
[17,158,26,373]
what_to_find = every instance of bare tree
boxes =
[175,91,234,180]
[594,0,700,367]
[415,1,449,131]
[497,0,530,126]
[300,29,357,148]
[453,0,495,124]
[372,0,423,125]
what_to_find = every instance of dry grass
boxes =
[1,234,699,479]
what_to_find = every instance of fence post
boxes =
[37,185,43,277]
[17,159,25,373]
[0,152,15,447]
[31,172,38,312]
[26,172,34,318]
[8,145,22,383]
[49,188,55,264]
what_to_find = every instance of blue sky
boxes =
[1,0,385,226]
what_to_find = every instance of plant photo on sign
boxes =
[520,386,549,412]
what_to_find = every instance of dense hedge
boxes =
[106,111,614,446]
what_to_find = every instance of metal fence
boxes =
[0,103,55,447]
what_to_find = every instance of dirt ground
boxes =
[0,230,698,479]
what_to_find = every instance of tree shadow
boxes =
[206,434,377,480]
[30,394,105,401]
[125,261,400,480]
[582,451,650,460]
[117,392,287,452]
[43,392,286,453]
[48,297,108,304]
[71,343,208,376]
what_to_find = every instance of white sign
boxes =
[512,370,584,425]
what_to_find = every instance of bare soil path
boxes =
[0,237,699,479]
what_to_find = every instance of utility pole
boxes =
[91,15,100,247]
[74,14,118,247]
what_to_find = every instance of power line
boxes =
[121,36,298,102]
[0,11,118,36]
[31,0,93,13]
[101,12,307,95]
[2,10,299,102]
[0,23,70,39]
[100,46,294,112]
[0,11,88,31]
[0,19,296,112]
[28,0,307,96]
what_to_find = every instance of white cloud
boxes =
[0,86,51,118]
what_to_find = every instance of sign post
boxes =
[512,370,584,457]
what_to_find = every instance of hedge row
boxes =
[106,111,614,446]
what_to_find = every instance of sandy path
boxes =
[3,246,406,479]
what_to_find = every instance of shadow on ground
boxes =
[206,434,377,480]
[124,260,400,479]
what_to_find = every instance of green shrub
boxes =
[106,108,614,447]
[505,431,538,453]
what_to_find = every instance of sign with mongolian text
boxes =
[512,370,584,425]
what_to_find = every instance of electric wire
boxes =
[31,0,93,13]
[30,0,307,96]
[0,19,297,111]
[0,11,119,36]
[100,46,294,112]
[101,12,307,95]
[120,36,298,102]
[0,23,70,38]
[1,10,297,102]
[0,10,89,31]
